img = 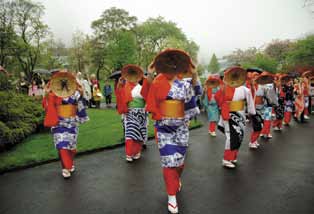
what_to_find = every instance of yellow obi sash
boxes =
[160,100,185,118]
[57,104,77,118]
[228,100,245,112]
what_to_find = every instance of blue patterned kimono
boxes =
[255,84,278,120]
[282,85,294,113]
[155,79,199,168]
[184,78,202,118]
[203,87,220,122]
[52,91,89,150]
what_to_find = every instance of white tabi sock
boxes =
[168,195,177,206]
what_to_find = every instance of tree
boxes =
[105,31,137,71]
[264,39,293,64]
[91,7,137,40]
[0,0,16,68]
[224,46,278,72]
[68,31,91,73]
[38,36,67,70]
[208,54,220,73]
[134,17,197,68]
[223,47,259,65]
[90,7,138,79]
[11,0,49,82]
[286,34,314,67]
[242,53,278,73]
[196,63,206,77]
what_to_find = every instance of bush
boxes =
[0,73,13,91]
[0,91,43,149]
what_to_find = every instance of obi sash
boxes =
[57,104,77,118]
[128,98,145,108]
[228,100,245,112]
[160,100,184,118]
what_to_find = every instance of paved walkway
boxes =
[0,115,313,214]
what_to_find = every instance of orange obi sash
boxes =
[57,104,77,118]
[228,100,245,112]
[255,96,264,105]
[160,100,185,118]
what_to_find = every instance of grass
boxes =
[0,109,202,172]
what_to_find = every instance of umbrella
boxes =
[50,69,61,74]
[287,71,300,78]
[33,69,50,75]
[246,67,263,74]
[109,70,121,80]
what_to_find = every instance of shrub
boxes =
[0,73,13,91]
[0,91,43,150]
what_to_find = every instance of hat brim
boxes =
[150,49,195,74]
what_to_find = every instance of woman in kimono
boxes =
[273,74,286,131]
[146,49,199,214]
[115,64,152,162]
[294,78,305,121]
[255,72,278,139]
[303,76,311,120]
[43,70,89,178]
[246,72,263,149]
[282,80,295,125]
[203,75,221,137]
[215,67,256,168]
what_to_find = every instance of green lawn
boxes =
[0,109,202,172]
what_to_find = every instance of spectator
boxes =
[103,80,112,106]
[92,85,102,108]
[18,72,28,94]
[82,74,92,107]
[28,80,38,96]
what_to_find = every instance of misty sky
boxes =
[40,0,314,62]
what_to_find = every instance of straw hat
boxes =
[206,74,221,88]
[50,70,77,98]
[255,71,275,85]
[150,48,195,74]
[121,64,144,83]
[223,66,247,88]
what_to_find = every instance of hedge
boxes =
[0,91,43,149]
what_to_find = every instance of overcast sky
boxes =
[39,0,314,62]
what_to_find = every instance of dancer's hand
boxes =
[77,83,84,95]
[191,66,198,86]
[44,84,51,95]
[117,77,126,88]
[147,62,155,83]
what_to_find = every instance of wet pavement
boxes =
[0,114,314,214]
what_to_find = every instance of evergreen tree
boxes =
[208,54,220,73]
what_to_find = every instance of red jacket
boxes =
[115,78,150,114]
[146,74,171,120]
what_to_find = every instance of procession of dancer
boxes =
[41,48,313,213]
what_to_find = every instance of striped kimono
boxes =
[115,80,150,159]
